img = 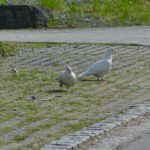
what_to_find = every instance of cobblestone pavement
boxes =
[0,26,150,45]
[42,102,150,150]
[0,44,150,149]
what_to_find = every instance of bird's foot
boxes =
[101,78,105,81]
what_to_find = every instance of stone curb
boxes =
[41,100,150,150]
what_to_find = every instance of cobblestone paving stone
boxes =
[0,44,150,149]
[42,101,150,150]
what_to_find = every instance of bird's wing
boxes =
[71,72,76,81]
[56,71,65,82]
[84,60,110,75]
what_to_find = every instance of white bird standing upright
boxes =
[56,66,76,91]
[79,47,114,81]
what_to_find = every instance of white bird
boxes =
[79,47,114,81]
[56,66,76,91]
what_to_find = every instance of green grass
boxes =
[0,42,16,58]
[0,0,7,4]
[1,0,150,27]
[13,135,26,142]
[0,65,108,148]
[0,126,12,135]
[0,43,149,149]
[40,0,150,28]
[0,42,50,59]
[38,0,63,10]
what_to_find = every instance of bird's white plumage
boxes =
[79,47,114,80]
[57,67,76,90]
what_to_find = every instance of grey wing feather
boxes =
[84,60,110,75]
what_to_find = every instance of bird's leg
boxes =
[97,76,104,81]
[97,76,101,81]
[99,76,104,81]
[60,82,63,87]
[66,87,69,92]
[101,78,104,81]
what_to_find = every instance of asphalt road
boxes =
[122,133,150,150]
[84,115,150,150]
[0,26,150,45]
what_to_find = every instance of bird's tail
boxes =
[79,72,87,77]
